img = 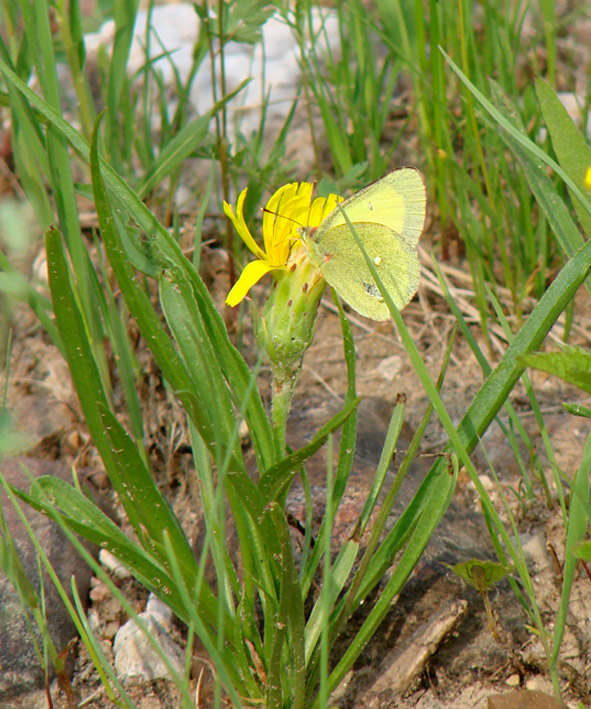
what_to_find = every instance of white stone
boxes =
[520,530,550,572]
[113,594,184,682]
[524,676,554,695]
[145,595,173,624]
[100,549,132,579]
[87,608,101,633]
[84,3,339,143]
[466,474,494,493]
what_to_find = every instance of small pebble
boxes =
[524,677,555,695]
[113,593,184,682]
[89,577,111,603]
[376,354,402,381]
[100,549,132,579]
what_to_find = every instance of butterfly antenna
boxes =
[262,207,306,249]
[262,207,303,228]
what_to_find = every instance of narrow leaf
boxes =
[536,77,591,238]
[519,347,591,394]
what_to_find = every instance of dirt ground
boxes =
[3,236,591,708]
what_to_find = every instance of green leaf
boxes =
[0,510,39,609]
[16,478,179,599]
[136,112,213,198]
[316,232,591,702]
[45,226,114,463]
[489,79,585,260]
[304,539,358,664]
[90,112,240,471]
[266,502,306,709]
[519,347,591,394]
[14,475,223,630]
[317,455,458,702]
[97,404,195,568]
[297,298,361,602]
[67,0,87,74]
[551,426,591,668]
[0,60,275,472]
[226,469,281,560]
[105,0,140,156]
[573,539,591,562]
[536,78,591,239]
[562,403,591,419]
[159,265,244,470]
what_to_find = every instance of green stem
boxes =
[271,370,300,458]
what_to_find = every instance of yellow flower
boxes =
[585,166,591,191]
[224,182,342,307]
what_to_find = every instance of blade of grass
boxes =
[323,192,591,696]
[158,265,244,469]
[431,255,536,497]
[550,420,591,674]
[161,531,249,704]
[105,0,140,161]
[489,79,586,261]
[13,476,201,618]
[441,47,591,216]
[266,501,306,708]
[306,329,452,690]
[299,295,358,598]
[96,404,196,572]
[536,77,591,239]
[311,455,458,703]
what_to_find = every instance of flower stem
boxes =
[271,369,300,458]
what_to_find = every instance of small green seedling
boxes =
[448,559,513,644]
[450,559,512,592]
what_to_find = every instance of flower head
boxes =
[224,182,342,306]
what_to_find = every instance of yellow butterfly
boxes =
[302,168,426,320]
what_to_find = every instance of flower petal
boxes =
[263,183,298,258]
[223,189,265,259]
[226,259,277,306]
[308,193,342,225]
[264,182,305,216]
[263,182,316,263]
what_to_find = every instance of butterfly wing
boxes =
[317,167,426,247]
[303,167,426,320]
[314,222,420,320]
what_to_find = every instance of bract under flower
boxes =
[224,182,342,306]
